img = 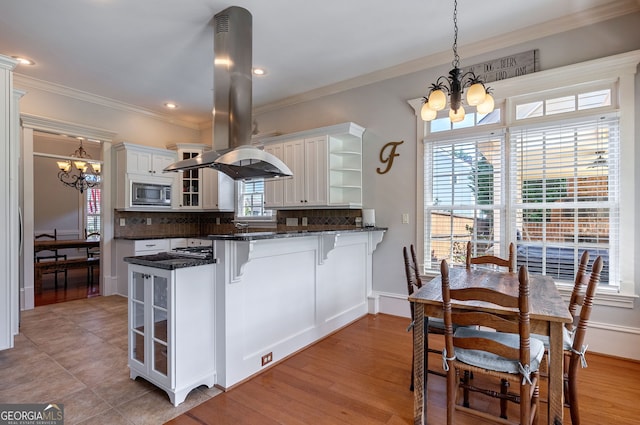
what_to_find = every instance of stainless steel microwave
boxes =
[131,182,172,207]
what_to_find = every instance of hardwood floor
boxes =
[168,314,640,425]
[35,265,100,306]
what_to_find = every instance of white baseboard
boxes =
[372,291,640,361]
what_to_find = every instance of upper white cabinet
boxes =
[262,122,364,209]
[167,144,234,211]
[120,143,176,176]
[113,143,177,210]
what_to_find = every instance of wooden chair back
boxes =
[466,241,515,272]
[566,255,603,425]
[34,229,65,261]
[567,251,590,330]
[410,244,423,288]
[441,260,537,424]
[403,246,419,322]
[442,260,530,366]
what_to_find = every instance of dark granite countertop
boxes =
[115,235,205,240]
[124,252,216,270]
[207,227,387,241]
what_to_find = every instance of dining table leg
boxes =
[413,302,426,425]
[548,322,564,424]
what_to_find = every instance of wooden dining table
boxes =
[409,266,572,425]
[34,238,100,252]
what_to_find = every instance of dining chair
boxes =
[466,240,515,272]
[34,229,68,288]
[404,245,446,392]
[531,253,603,425]
[84,229,101,258]
[441,260,543,425]
[84,229,101,287]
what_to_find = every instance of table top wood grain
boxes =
[34,238,100,252]
[409,266,572,324]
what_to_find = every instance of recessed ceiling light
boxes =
[11,56,35,66]
[164,102,178,109]
[252,67,266,76]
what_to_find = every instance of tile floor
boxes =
[0,295,221,425]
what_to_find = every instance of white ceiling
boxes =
[1,0,637,125]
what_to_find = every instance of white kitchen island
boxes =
[210,228,385,389]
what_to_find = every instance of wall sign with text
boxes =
[462,50,537,83]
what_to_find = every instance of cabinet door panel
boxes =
[283,139,305,206]
[304,136,328,206]
[264,144,284,208]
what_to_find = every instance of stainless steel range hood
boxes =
[164,6,292,180]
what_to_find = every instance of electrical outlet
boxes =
[146,217,152,225]
[119,218,126,226]
[286,217,298,227]
[301,217,308,226]
[261,352,273,366]
[215,217,221,225]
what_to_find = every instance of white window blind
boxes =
[510,115,619,286]
[237,179,272,218]
[425,133,505,269]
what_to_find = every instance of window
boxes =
[423,87,620,288]
[425,133,505,269]
[86,188,101,235]
[236,179,273,218]
[511,116,618,286]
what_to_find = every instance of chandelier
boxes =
[56,139,102,194]
[421,0,495,123]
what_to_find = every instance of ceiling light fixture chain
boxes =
[420,0,495,123]
[56,139,102,194]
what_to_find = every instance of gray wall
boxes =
[253,13,640,329]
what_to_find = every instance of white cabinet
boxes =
[113,143,177,210]
[128,263,215,406]
[167,144,234,211]
[264,143,284,209]
[262,122,364,209]
[122,145,176,176]
[281,136,327,207]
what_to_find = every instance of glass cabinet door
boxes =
[181,151,200,207]
[151,275,169,377]
[130,271,146,365]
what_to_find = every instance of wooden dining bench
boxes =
[34,257,100,293]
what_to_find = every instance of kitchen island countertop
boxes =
[124,252,216,270]
[207,227,387,241]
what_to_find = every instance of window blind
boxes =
[425,132,505,269]
[510,115,619,286]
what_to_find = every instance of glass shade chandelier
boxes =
[421,0,495,123]
[56,139,102,194]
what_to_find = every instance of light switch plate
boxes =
[146,217,152,225]
[286,217,298,226]
[402,213,409,224]
[119,218,126,226]
[301,217,308,226]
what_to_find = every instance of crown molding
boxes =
[255,0,640,115]
[14,74,201,131]
[21,113,118,142]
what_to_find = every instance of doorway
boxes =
[20,114,116,311]
[33,132,102,305]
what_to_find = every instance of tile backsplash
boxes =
[113,209,362,238]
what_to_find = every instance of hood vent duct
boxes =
[165,6,293,180]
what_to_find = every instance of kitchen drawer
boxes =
[134,239,170,253]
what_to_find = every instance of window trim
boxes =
[408,49,640,297]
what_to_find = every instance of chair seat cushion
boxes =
[531,326,573,351]
[453,327,545,374]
